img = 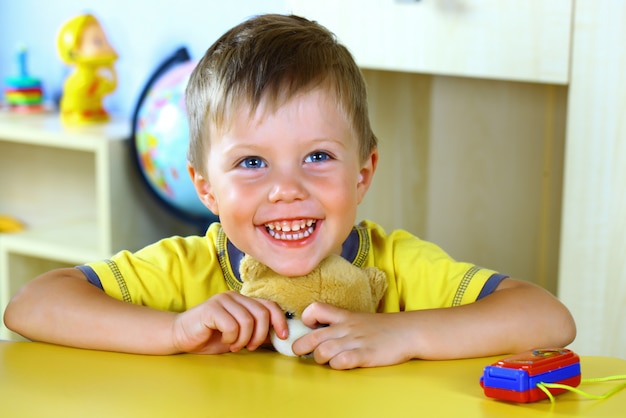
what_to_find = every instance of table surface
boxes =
[0,341,624,418]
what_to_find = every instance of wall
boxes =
[0,0,287,118]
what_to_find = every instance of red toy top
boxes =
[492,348,579,376]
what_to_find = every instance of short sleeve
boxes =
[79,225,230,312]
[359,220,501,312]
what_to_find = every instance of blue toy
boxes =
[480,348,581,403]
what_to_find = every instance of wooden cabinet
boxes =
[289,0,625,358]
[287,0,572,83]
[0,113,193,340]
[288,0,569,295]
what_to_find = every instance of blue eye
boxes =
[239,157,266,169]
[305,151,331,163]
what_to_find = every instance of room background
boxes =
[0,0,287,118]
[1,1,624,359]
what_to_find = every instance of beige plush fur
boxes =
[239,254,387,356]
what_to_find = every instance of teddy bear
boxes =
[239,254,388,357]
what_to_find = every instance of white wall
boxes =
[0,0,288,118]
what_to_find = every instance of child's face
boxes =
[191,87,377,277]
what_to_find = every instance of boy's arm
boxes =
[3,268,287,354]
[401,278,577,358]
[294,278,576,369]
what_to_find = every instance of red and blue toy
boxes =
[480,348,581,403]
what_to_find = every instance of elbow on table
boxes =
[558,306,577,348]
[3,292,29,337]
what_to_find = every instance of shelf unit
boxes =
[0,112,194,340]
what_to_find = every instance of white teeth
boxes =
[265,220,316,241]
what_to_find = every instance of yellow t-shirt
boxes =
[79,220,506,313]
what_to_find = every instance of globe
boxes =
[133,57,217,227]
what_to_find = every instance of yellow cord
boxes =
[537,375,626,404]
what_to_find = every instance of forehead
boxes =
[215,85,350,139]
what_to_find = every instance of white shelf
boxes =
[0,219,101,264]
[0,112,195,340]
[0,110,128,150]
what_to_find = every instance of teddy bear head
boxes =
[239,254,387,356]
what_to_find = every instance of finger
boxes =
[327,348,366,370]
[211,294,256,351]
[205,308,241,347]
[255,299,289,340]
[223,294,281,351]
[300,302,346,328]
[291,325,323,357]
[237,298,274,350]
[308,332,374,370]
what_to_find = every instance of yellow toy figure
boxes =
[56,14,118,125]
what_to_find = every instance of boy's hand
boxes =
[292,280,576,369]
[292,302,412,370]
[171,291,288,354]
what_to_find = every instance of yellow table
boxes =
[0,341,623,417]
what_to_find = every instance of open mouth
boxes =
[265,219,316,241]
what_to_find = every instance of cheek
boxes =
[215,180,253,207]
[323,172,361,206]
[211,180,259,226]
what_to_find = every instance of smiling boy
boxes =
[4,14,575,370]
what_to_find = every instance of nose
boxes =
[268,166,309,203]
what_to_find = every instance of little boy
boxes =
[4,14,575,370]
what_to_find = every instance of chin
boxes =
[248,255,311,277]
[248,240,336,277]
[263,258,322,277]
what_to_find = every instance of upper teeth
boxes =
[266,220,315,240]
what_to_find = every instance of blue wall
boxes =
[0,0,287,118]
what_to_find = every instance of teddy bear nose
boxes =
[285,311,295,320]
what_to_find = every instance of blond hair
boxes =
[185,14,377,174]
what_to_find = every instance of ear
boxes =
[365,267,388,307]
[357,147,378,204]
[239,255,270,283]
[188,163,219,215]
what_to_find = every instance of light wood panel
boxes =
[357,70,432,236]
[426,76,566,293]
[558,0,626,358]
[357,70,566,294]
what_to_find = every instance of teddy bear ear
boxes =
[239,255,269,282]
[365,267,388,305]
